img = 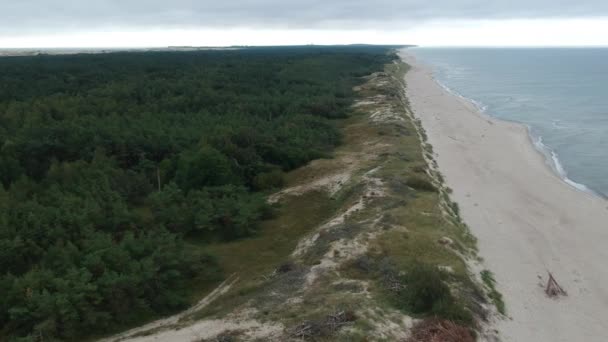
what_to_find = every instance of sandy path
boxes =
[401,50,608,342]
[99,276,240,342]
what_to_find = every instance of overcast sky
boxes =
[1,0,608,47]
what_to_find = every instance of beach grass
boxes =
[481,269,506,315]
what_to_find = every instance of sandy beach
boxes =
[400,50,608,342]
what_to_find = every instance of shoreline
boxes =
[412,58,605,200]
[400,49,608,342]
[528,133,605,199]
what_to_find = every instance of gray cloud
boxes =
[2,0,608,35]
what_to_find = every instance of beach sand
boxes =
[400,50,608,342]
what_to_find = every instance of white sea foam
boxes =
[432,76,489,113]
[531,133,598,196]
[418,52,606,199]
[410,47,608,199]
[439,70,599,198]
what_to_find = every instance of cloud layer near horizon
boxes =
[4,0,608,35]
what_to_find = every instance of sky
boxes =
[1,0,608,48]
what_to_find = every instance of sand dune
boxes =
[401,50,608,342]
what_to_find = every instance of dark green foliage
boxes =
[252,168,285,191]
[398,263,450,313]
[149,183,269,239]
[0,46,392,340]
[394,263,472,323]
[405,175,437,192]
[175,146,238,190]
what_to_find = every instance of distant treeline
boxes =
[0,46,394,340]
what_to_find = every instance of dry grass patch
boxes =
[407,318,475,342]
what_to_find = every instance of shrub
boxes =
[406,176,437,192]
[175,146,238,191]
[411,164,427,174]
[395,263,471,323]
[253,169,285,190]
[397,263,451,313]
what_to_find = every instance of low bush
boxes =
[411,164,427,174]
[394,263,472,323]
[406,176,437,192]
[252,168,285,190]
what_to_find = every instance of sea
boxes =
[409,47,608,199]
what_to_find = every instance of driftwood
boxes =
[290,321,321,340]
[289,310,356,340]
[382,273,405,292]
[545,272,567,297]
[386,278,406,292]
[324,310,356,331]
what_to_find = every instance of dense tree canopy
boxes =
[0,46,393,341]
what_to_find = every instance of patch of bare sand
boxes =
[292,166,386,261]
[354,308,414,341]
[115,309,282,342]
[268,171,352,204]
[371,106,407,124]
[100,276,242,342]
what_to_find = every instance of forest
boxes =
[0,46,394,341]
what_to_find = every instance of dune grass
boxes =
[481,270,506,315]
[134,56,502,340]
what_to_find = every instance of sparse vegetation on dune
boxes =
[102,55,502,341]
[407,318,475,342]
[481,270,506,315]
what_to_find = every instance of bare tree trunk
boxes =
[157,167,161,192]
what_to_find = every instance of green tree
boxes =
[175,146,237,191]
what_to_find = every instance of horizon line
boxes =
[3,44,608,50]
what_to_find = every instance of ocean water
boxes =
[409,48,608,198]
